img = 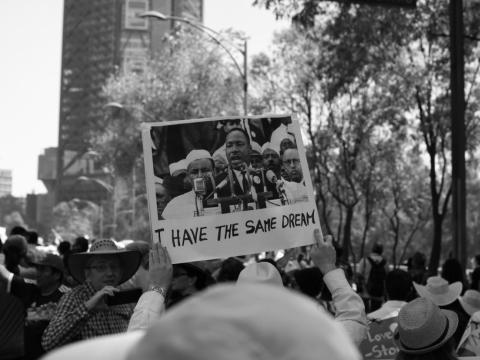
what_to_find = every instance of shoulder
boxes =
[162,191,195,219]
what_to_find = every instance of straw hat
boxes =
[394,297,458,354]
[237,262,283,286]
[67,239,141,285]
[459,290,480,316]
[413,276,462,306]
[41,283,360,360]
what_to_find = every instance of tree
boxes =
[51,199,99,242]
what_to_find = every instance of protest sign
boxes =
[359,317,399,360]
[141,115,321,263]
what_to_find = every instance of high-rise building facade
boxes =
[0,169,12,197]
[55,0,203,203]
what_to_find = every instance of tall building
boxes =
[56,0,203,203]
[0,169,12,197]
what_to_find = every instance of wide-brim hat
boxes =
[67,239,141,285]
[459,290,480,316]
[413,276,462,306]
[393,297,458,355]
[31,253,64,273]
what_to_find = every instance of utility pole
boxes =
[449,0,467,267]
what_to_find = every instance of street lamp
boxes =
[104,101,157,122]
[139,10,249,116]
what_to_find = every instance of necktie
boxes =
[241,171,249,193]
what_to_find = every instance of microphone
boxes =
[265,170,278,183]
[265,170,289,204]
[193,178,206,195]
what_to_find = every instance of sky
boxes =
[0,0,289,197]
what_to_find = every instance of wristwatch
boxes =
[148,285,167,298]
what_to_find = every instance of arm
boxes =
[42,285,118,350]
[128,243,172,331]
[41,290,90,351]
[310,231,367,346]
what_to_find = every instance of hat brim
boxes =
[459,297,480,316]
[413,282,462,306]
[394,309,458,355]
[68,250,141,285]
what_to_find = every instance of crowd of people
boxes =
[1,224,480,359]
[155,118,308,219]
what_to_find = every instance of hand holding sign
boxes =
[310,230,336,275]
[148,242,173,289]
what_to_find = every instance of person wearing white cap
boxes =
[41,282,361,360]
[162,149,219,219]
[413,275,469,347]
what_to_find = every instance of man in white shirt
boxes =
[162,150,219,219]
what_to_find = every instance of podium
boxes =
[205,191,275,213]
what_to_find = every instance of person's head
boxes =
[171,263,208,294]
[441,258,465,285]
[32,253,64,291]
[9,225,29,238]
[394,297,458,360]
[216,257,245,283]
[3,235,28,273]
[282,148,302,183]
[372,242,383,255]
[292,267,324,299]
[57,241,71,257]
[279,137,296,155]
[68,239,141,291]
[222,119,241,133]
[471,267,480,291]
[385,269,413,301]
[262,143,281,174]
[410,252,426,270]
[185,149,215,191]
[225,128,251,170]
[27,230,39,245]
[212,153,228,174]
[72,236,89,253]
[413,276,462,306]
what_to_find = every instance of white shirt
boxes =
[367,300,407,321]
[162,191,220,219]
[282,180,308,204]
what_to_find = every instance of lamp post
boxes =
[139,11,248,116]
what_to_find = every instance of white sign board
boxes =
[142,115,321,263]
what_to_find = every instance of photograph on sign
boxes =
[142,115,321,263]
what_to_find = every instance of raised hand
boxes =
[148,242,172,289]
[310,230,337,275]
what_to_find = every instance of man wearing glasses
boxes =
[41,239,141,351]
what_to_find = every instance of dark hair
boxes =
[58,241,71,256]
[386,269,413,301]
[471,267,480,291]
[225,127,250,144]
[27,230,39,245]
[72,237,89,253]
[372,243,384,255]
[10,226,29,237]
[395,339,458,360]
[217,258,245,282]
[442,258,466,286]
[293,267,324,298]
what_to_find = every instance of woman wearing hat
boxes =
[394,297,459,360]
[41,239,141,352]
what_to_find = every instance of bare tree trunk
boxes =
[342,206,354,261]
